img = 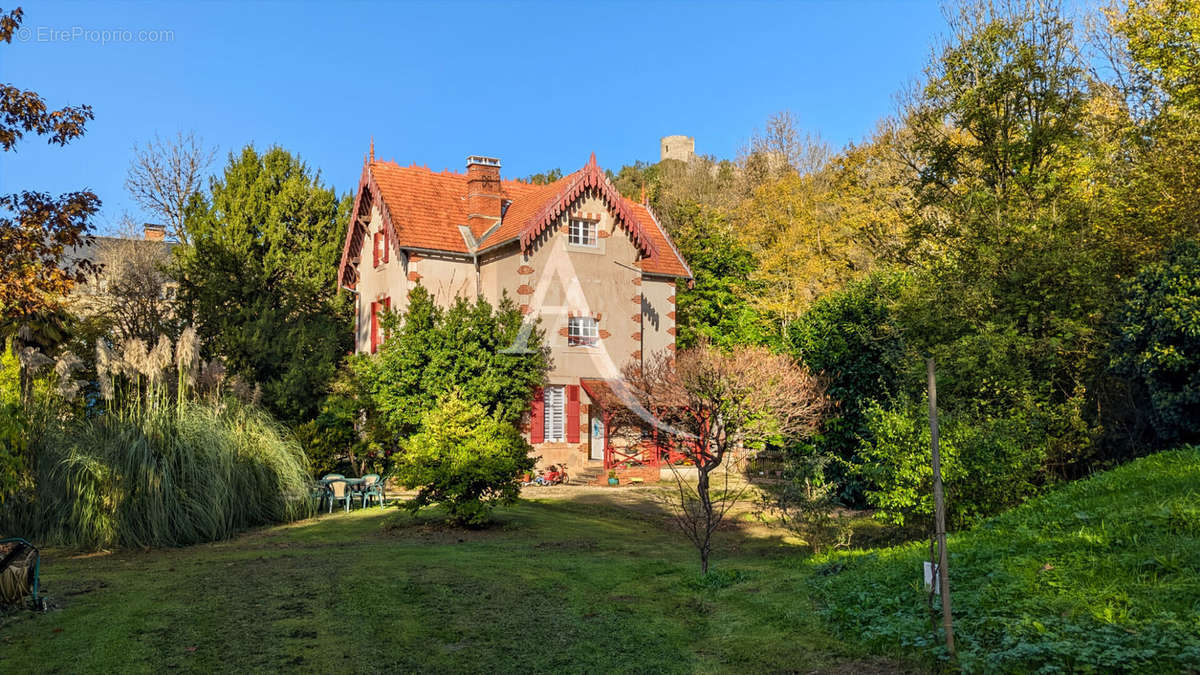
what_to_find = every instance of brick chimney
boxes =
[143,224,166,241]
[466,155,503,236]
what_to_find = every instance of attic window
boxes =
[373,229,389,267]
[568,218,597,247]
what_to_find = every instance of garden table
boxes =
[317,477,368,511]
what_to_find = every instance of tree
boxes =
[786,272,908,504]
[0,8,100,331]
[895,0,1114,478]
[622,343,827,572]
[1111,240,1200,444]
[394,392,535,526]
[522,168,563,185]
[176,145,352,423]
[125,131,216,244]
[355,286,550,442]
[669,201,767,349]
[739,110,830,189]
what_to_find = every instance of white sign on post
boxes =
[923,561,940,595]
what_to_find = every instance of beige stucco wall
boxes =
[640,276,677,363]
[409,254,475,308]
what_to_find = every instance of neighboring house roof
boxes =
[337,153,692,288]
[67,235,175,271]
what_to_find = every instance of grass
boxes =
[2,399,313,549]
[0,492,910,674]
[808,447,1200,673]
[9,449,1193,673]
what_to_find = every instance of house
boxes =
[69,223,178,344]
[337,149,692,473]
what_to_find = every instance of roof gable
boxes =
[480,154,658,259]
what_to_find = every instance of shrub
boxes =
[1111,239,1200,444]
[860,400,1046,529]
[759,455,853,554]
[394,392,535,526]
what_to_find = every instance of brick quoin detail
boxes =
[631,277,642,286]
[667,311,676,320]
[558,327,570,337]
[517,265,534,275]
[631,350,641,360]
[630,331,641,340]
[631,294,642,304]
[517,284,534,295]
[598,230,611,239]
[667,295,676,304]
[408,271,422,282]
[598,329,611,339]
[667,344,676,351]
[667,326,676,336]
[520,304,531,315]
[631,313,641,322]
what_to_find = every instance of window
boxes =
[568,218,597,247]
[372,229,389,267]
[543,385,565,442]
[568,316,599,347]
[369,296,390,354]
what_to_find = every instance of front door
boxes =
[589,415,605,460]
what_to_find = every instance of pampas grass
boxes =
[15,399,313,549]
[3,329,314,550]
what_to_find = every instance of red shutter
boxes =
[369,301,379,354]
[530,387,545,444]
[566,385,580,443]
[382,229,389,263]
[372,232,381,267]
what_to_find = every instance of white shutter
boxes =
[543,386,565,442]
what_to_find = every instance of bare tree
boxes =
[124,131,216,244]
[72,216,177,344]
[739,111,831,192]
[621,343,828,572]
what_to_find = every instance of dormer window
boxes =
[568,316,599,347]
[568,218,597,247]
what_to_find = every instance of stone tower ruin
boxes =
[660,135,695,163]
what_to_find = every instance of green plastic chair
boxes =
[325,479,353,513]
[360,474,385,508]
[317,474,346,512]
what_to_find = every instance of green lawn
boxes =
[0,492,909,674]
[809,447,1200,673]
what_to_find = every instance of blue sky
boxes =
[3,1,945,233]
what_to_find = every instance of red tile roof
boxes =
[337,155,691,288]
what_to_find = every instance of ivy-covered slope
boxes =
[810,447,1200,673]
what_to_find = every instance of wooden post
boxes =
[926,357,955,657]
